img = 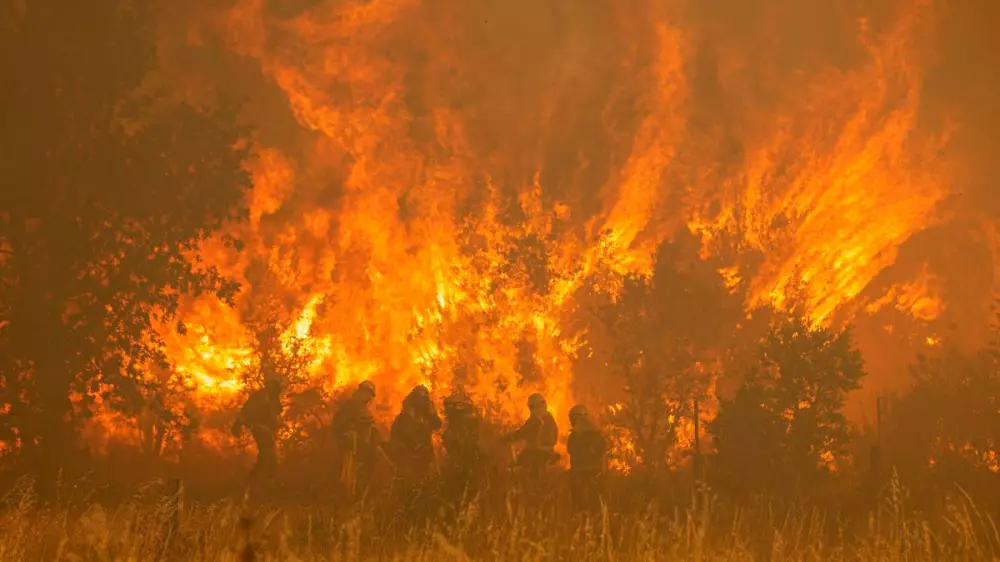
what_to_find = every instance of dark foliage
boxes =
[710,312,866,498]
[885,306,1000,500]
[0,0,250,490]
[594,234,738,471]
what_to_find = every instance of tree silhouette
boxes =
[598,274,701,471]
[886,305,1000,497]
[0,1,249,491]
[709,312,866,498]
[594,234,736,472]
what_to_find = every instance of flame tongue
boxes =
[161,0,691,423]
[132,0,958,455]
[688,3,950,327]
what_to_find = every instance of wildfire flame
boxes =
[866,264,944,322]
[83,0,963,458]
[160,0,692,431]
[687,0,951,327]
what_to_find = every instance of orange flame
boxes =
[155,0,692,434]
[688,0,951,327]
[82,0,958,456]
[866,264,944,322]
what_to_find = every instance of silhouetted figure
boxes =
[232,378,283,482]
[387,384,441,520]
[442,392,484,468]
[566,404,607,512]
[389,384,442,479]
[441,391,487,499]
[503,393,559,479]
[332,380,386,497]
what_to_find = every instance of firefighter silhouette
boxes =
[566,404,608,512]
[389,384,442,479]
[331,380,388,497]
[232,377,283,482]
[503,393,559,478]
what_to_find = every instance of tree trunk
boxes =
[34,355,76,502]
[24,299,78,502]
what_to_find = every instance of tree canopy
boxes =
[886,305,1000,496]
[710,312,866,497]
[594,233,739,471]
[0,0,250,487]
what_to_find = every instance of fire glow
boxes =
[113,0,958,459]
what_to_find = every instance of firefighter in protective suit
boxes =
[566,404,607,512]
[389,384,442,479]
[332,380,388,497]
[503,393,559,478]
[441,391,487,498]
[388,384,441,519]
[442,392,485,472]
[232,377,283,482]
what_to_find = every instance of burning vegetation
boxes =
[1,0,1000,558]
[147,0,955,452]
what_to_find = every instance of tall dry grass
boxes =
[1,473,999,561]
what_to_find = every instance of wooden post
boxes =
[693,399,702,479]
[876,395,883,444]
[692,398,705,510]
[869,397,884,499]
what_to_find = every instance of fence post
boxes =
[692,398,705,510]
[868,396,884,499]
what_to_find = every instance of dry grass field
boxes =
[1,474,998,561]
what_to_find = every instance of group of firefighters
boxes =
[231,378,609,509]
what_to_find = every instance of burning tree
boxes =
[232,258,327,452]
[237,259,318,390]
[99,363,201,463]
[709,311,866,498]
[0,0,250,492]
[237,321,324,455]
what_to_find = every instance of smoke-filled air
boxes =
[1,0,999,559]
